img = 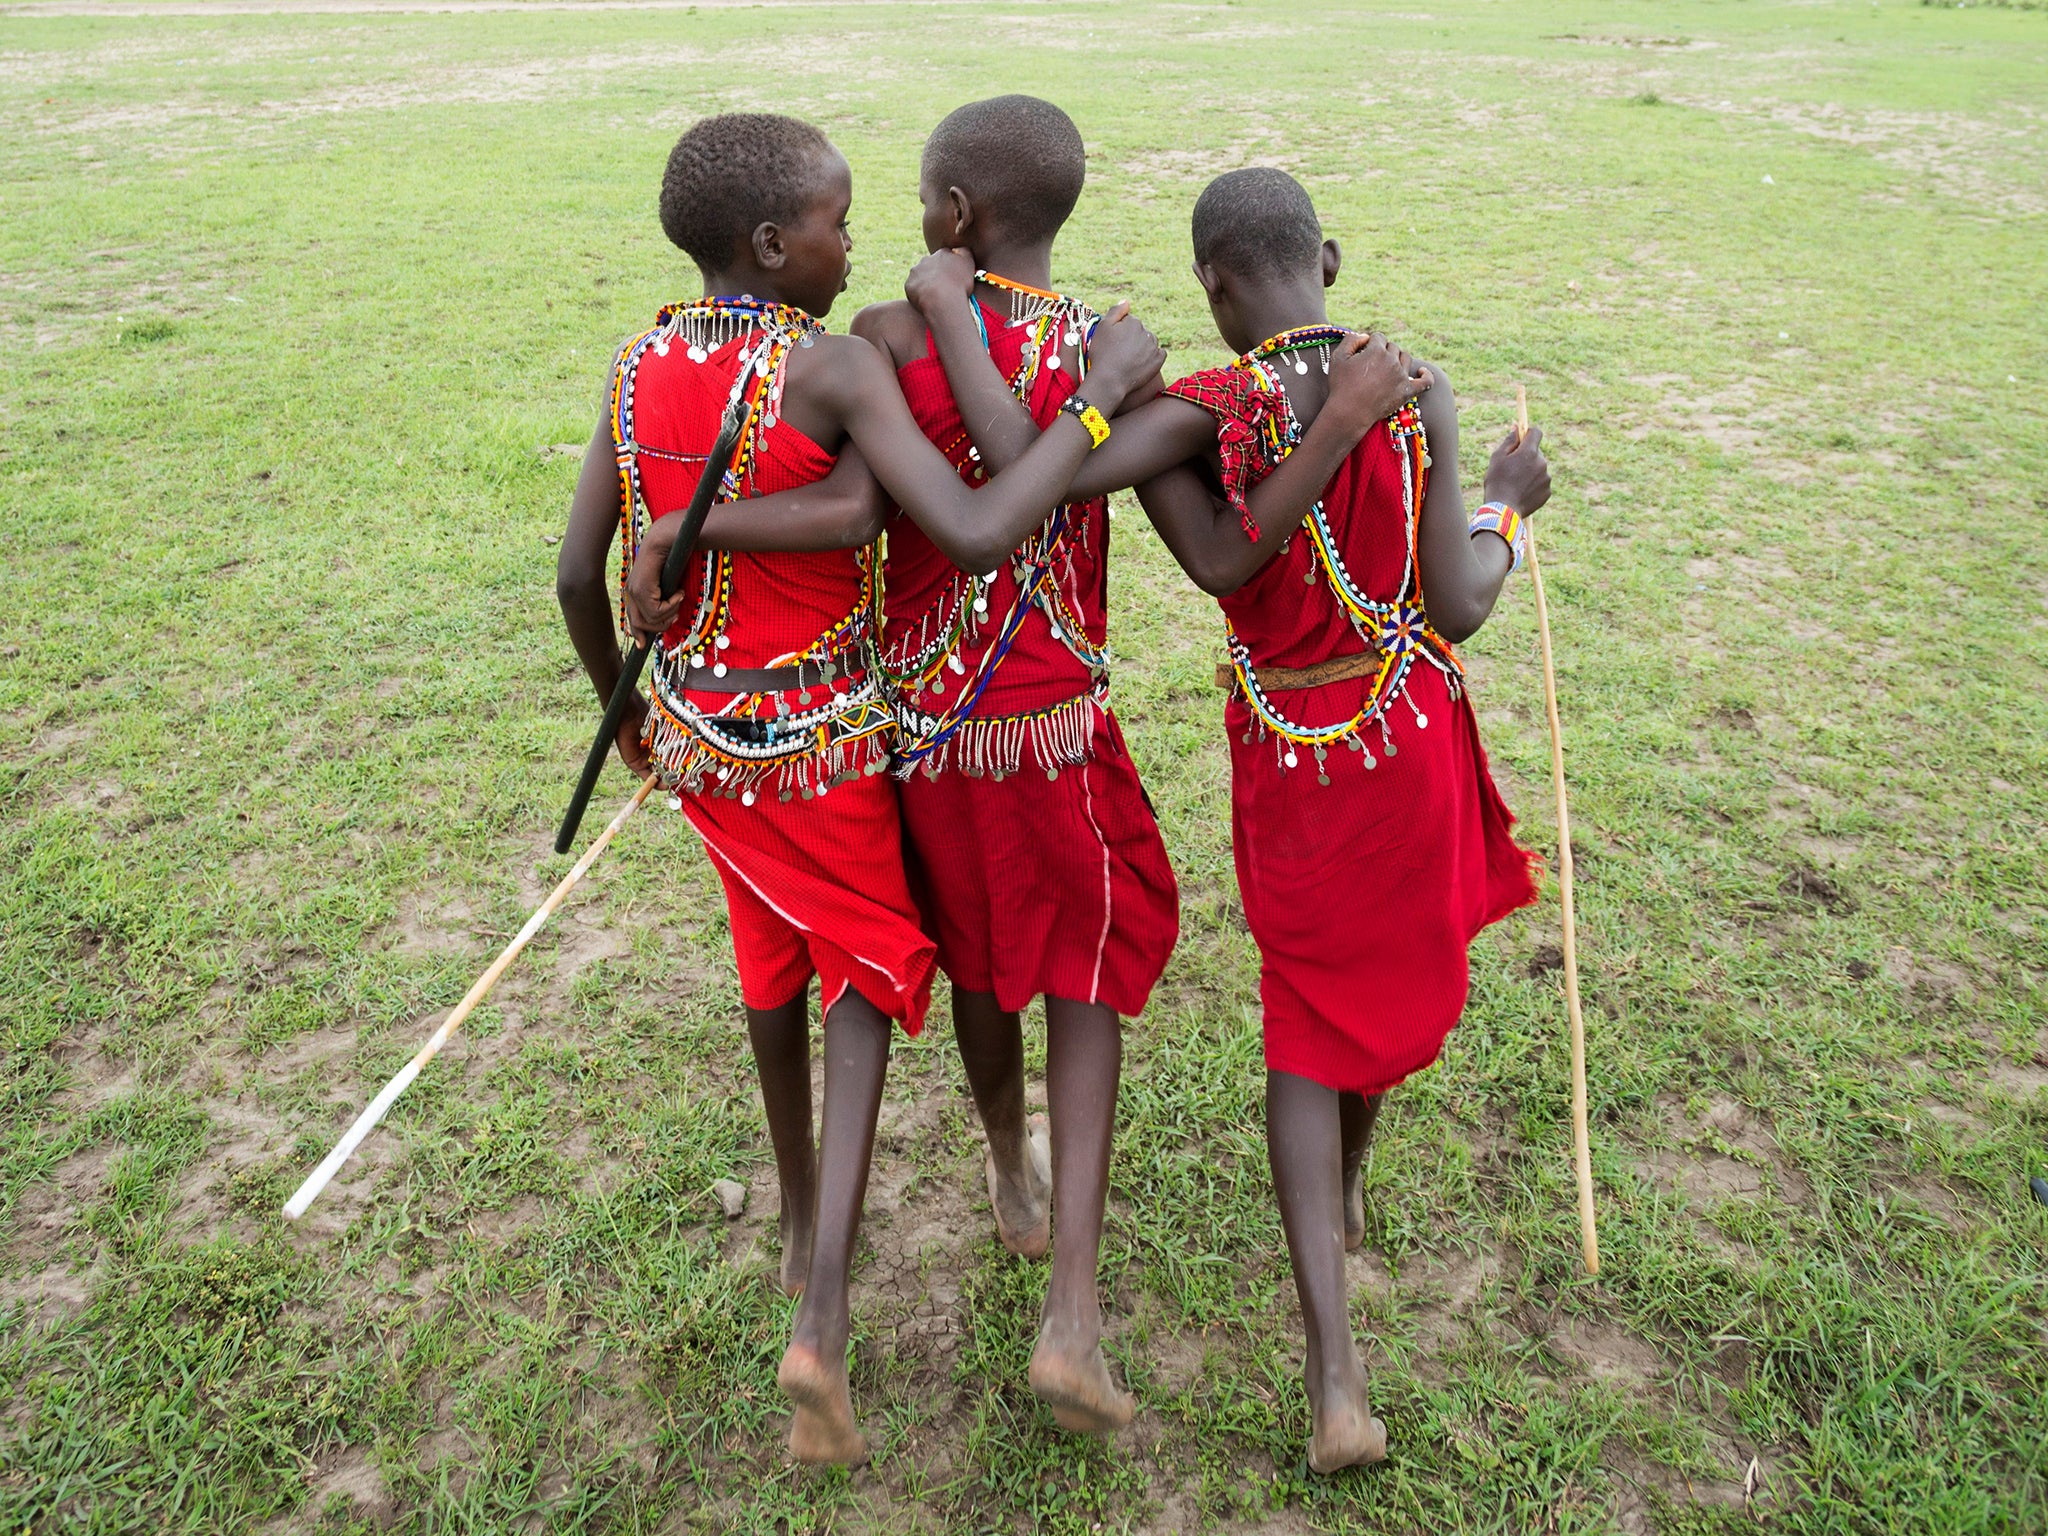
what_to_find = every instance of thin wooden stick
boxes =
[284,776,658,1220]
[1518,384,1599,1275]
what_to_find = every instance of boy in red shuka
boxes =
[1138,169,1553,1472]
[848,96,1186,1434]
[554,112,1163,1467]
[906,164,1550,1470]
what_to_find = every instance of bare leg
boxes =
[1339,1091,1384,1253]
[1268,1069,1386,1473]
[746,994,815,1296]
[1028,996,1134,1435]
[952,986,1049,1257]
[777,989,891,1466]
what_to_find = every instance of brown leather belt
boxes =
[1213,649,1381,692]
[685,658,843,696]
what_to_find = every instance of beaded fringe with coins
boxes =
[1167,326,1465,787]
[611,297,892,804]
[883,272,1114,782]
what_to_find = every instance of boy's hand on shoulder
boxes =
[1484,425,1551,517]
[1323,333,1431,437]
[904,247,978,319]
[1081,302,1168,411]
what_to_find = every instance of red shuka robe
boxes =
[879,298,1179,1017]
[1166,366,1539,1094]
[615,316,935,1031]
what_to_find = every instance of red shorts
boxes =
[680,772,936,1033]
[899,706,1179,1018]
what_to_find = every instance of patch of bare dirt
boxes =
[1986,1059,2048,1102]
[0,1260,95,1330]
[1547,33,1718,51]
[1549,1319,1665,1390]
[1641,1093,1808,1210]
[1869,1172,1967,1233]
[1403,1235,1513,1352]
[1699,99,2048,219]
[282,1444,395,1532]
[1603,1441,1767,1534]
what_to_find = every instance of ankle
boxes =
[1311,1346,1366,1400]
[791,1299,849,1356]
[1038,1292,1103,1346]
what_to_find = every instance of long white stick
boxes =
[1518,385,1599,1276]
[283,777,657,1220]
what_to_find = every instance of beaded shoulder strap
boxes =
[1217,327,1463,783]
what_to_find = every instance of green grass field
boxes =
[3,0,2046,1530]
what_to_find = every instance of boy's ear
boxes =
[945,185,973,243]
[752,220,786,271]
[1191,259,1224,300]
[1321,239,1341,289]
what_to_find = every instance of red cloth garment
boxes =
[881,298,1179,1012]
[899,708,1176,1018]
[684,774,935,1032]
[884,300,1107,726]
[1168,365,1540,1094]
[626,333,866,674]
[613,310,934,1030]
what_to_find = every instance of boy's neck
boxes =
[969,236,1058,295]
[697,265,793,308]
[1230,277,1332,353]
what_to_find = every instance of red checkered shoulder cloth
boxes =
[1160,366,1295,541]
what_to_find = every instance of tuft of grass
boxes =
[116,317,178,345]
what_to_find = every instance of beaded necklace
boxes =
[1218,326,1462,785]
[879,272,1109,780]
[612,297,891,803]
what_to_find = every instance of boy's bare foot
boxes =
[1343,1166,1366,1252]
[778,1201,813,1297]
[777,1340,867,1466]
[986,1112,1052,1259]
[1307,1377,1387,1474]
[1029,1318,1135,1435]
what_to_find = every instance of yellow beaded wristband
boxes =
[1058,395,1112,450]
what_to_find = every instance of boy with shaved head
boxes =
[555,110,1164,1465]
[850,95,1179,1434]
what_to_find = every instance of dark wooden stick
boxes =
[554,397,746,854]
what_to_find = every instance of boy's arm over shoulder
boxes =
[1131,333,1427,595]
[811,318,1164,575]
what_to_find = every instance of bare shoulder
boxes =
[1414,358,1458,440]
[784,330,892,408]
[848,299,927,370]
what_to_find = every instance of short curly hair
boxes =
[921,96,1086,246]
[659,113,837,272]
[1191,167,1324,280]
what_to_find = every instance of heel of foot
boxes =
[986,1123,1052,1260]
[1028,1345,1136,1436]
[1308,1408,1387,1474]
[778,1344,868,1467]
